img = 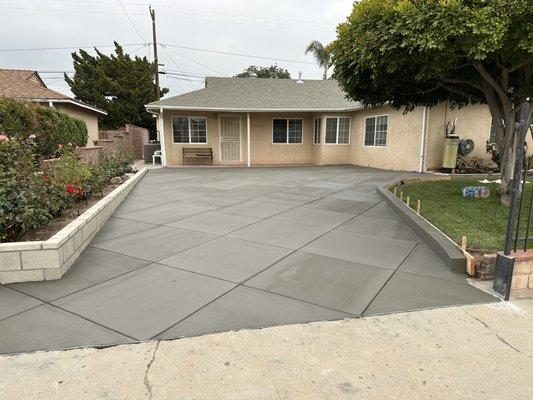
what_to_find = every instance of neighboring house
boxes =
[145,77,497,171]
[0,69,106,146]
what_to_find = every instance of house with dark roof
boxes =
[0,69,107,145]
[146,76,495,171]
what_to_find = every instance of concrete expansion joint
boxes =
[462,309,522,354]
[144,340,160,399]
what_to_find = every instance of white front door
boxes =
[219,115,241,162]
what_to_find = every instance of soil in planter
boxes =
[20,182,123,242]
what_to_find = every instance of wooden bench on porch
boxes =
[183,147,213,165]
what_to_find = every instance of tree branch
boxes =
[474,63,511,109]
[440,76,485,92]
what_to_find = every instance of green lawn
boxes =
[395,177,532,252]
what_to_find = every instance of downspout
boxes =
[159,107,166,167]
[247,112,251,167]
[418,106,428,173]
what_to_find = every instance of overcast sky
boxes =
[0,0,353,98]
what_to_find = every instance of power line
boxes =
[161,45,227,78]
[22,0,336,26]
[117,0,146,42]
[160,43,315,65]
[159,46,198,90]
[0,43,146,52]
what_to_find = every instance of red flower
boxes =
[76,189,84,199]
[65,184,76,194]
[42,175,50,182]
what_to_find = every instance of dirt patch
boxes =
[20,181,124,242]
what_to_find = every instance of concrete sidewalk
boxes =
[1,300,531,400]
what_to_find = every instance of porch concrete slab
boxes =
[90,217,156,244]
[301,181,353,190]
[328,187,382,202]
[254,192,312,205]
[279,186,337,199]
[302,230,416,269]
[53,264,235,340]
[359,202,399,219]
[118,202,209,225]
[246,252,394,315]
[176,195,245,211]
[363,272,498,316]
[0,286,42,320]
[303,197,375,215]
[337,214,419,242]
[166,211,260,235]
[397,243,467,282]
[93,226,215,262]
[132,188,204,205]
[159,237,291,283]
[214,187,269,201]
[228,219,330,250]
[271,207,354,229]
[9,248,151,302]
[220,200,294,218]
[113,198,156,216]
[0,304,133,354]
[155,286,350,339]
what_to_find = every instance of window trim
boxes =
[363,114,389,148]
[313,117,322,145]
[171,115,208,144]
[271,117,304,145]
[324,116,351,145]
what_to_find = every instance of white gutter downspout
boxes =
[48,101,54,108]
[159,107,166,167]
[419,106,428,173]
[247,112,251,167]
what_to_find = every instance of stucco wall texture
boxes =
[160,103,521,172]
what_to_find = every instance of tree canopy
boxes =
[332,0,532,200]
[65,42,168,130]
[235,65,291,79]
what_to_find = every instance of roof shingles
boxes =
[147,77,361,111]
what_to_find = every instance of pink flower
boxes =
[0,134,9,142]
[28,134,36,140]
[58,144,64,150]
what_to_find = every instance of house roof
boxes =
[146,77,362,112]
[0,69,107,115]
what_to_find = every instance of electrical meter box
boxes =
[442,138,459,168]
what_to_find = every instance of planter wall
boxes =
[0,168,147,284]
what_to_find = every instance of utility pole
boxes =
[149,5,160,99]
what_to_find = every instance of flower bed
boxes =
[0,169,147,283]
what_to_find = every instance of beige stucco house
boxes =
[0,69,106,145]
[146,77,497,172]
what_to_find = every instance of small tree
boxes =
[65,42,168,131]
[332,0,532,205]
[235,65,291,79]
[305,40,331,80]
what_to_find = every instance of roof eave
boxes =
[144,105,363,112]
[21,98,108,115]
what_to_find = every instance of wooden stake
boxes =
[393,186,397,195]
[461,236,467,251]
[400,191,403,201]
[416,199,421,214]
[406,196,410,207]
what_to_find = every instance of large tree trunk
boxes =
[498,136,516,207]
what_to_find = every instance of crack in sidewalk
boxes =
[144,341,161,399]
[464,310,522,354]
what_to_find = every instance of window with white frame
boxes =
[325,117,350,144]
[272,118,303,144]
[313,118,321,144]
[172,116,207,143]
[364,115,388,147]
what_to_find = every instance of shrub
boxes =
[0,98,88,158]
[0,138,53,241]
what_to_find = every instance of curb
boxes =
[377,181,466,273]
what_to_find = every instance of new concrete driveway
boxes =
[0,166,496,353]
